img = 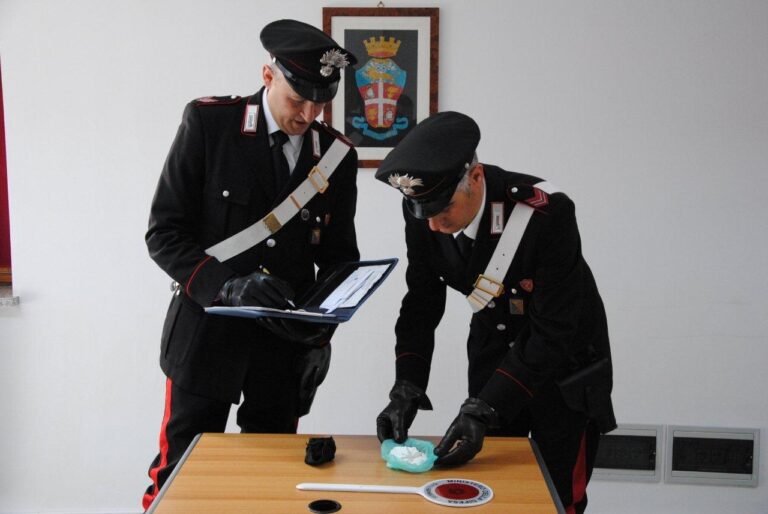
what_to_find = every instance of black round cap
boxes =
[375,111,481,219]
[261,19,357,102]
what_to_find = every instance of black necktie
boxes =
[271,130,290,192]
[456,231,474,261]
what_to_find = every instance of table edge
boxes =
[528,438,566,514]
[146,432,203,514]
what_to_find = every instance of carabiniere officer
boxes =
[141,19,359,510]
[374,111,616,514]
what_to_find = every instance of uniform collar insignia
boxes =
[388,173,423,196]
[319,49,350,77]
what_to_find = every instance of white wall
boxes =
[1,0,766,512]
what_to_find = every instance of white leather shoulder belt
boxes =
[467,181,560,312]
[205,138,351,262]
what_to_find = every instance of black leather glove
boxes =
[218,271,293,308]
[259,318,333,347]
[295,344,332,417]
[434,398,499,466]
[376,379,433,443]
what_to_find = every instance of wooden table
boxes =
[148,434,563,513]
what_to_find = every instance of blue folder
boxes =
[204,258,398,324]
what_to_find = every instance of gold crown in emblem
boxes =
[363,36,402,58]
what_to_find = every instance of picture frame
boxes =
[323,7,439,168]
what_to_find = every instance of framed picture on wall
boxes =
[323,7,439,168]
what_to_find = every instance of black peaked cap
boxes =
[260,19,357,102]
[375,112,481,219]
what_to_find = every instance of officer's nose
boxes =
[300,101,322,122]
[298,103,311,121]
[312,102,325,119]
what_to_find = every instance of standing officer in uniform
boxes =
[141,19,359,510]
[374,112,615,513]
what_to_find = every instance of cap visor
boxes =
[405,186,456,219]
[274,59,338,102]
[288,79,337,103]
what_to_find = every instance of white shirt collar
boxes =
[262,87,302,151]
[458,180,486,240]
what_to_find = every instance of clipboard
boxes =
[204,258,398,324]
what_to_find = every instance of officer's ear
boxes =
[263,63,275,88]
[469,163,484,186]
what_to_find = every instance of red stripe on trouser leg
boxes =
[142,378,174,511]
[565,430,588,514]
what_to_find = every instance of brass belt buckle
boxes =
[473,274,505,297]
[308,166,329,194]
[263,212,282,233]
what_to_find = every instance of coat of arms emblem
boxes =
[352,36,409,141]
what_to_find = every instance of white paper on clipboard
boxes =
[320,264,389,313]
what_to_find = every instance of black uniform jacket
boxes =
[394,165,615,431]
[147,88,359,403]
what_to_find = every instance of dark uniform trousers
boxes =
[142,336,305,510]
[142,89,359,511]
[490,383,600,514]
[393,165,614,514]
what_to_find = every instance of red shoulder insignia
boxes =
[193,95,242,106]
[508,184,550,210]
[526,188,550,208]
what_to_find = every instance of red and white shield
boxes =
[359,80,404,129]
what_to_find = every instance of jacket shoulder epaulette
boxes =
[193,95,242,106]
[317,120,354,147]
[507,183,554,211]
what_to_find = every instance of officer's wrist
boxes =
[460,397,499,427]
[390,379,434,410]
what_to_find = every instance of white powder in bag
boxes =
[389,445,427,466]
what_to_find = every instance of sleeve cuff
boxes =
[184,256,237,306]
[477,368,534,421]
[395,352,431,392]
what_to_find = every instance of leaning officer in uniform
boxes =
[141,19,359,509]
[375,112,615,513]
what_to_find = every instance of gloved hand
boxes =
[434,397,498,466]
[295,343,332,417]
[376,379,433,443]
[260,318,333,347]
[218,271,293,308]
